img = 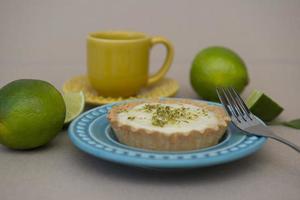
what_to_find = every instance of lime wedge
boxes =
[246,90,283,122]
[63,91,85,124]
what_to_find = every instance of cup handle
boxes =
[147,36,174,85]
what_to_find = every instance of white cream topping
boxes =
[117,103,219,135]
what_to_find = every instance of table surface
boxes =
[0,62,300,200]
[1,1,300,199]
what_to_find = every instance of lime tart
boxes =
[108,99,230,151]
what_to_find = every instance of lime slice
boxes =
[246,90,283,122]
[63,91,85,124]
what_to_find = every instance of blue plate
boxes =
[68,99,267,169]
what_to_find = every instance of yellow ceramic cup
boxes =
[87,31,174,97]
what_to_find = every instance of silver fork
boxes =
[216,87,300,153]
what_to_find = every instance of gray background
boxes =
[0,1,299,200]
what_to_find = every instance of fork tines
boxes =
[216,87,252,121]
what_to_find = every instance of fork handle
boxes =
[268,134,300,153]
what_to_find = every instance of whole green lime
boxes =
[0,79,66,149]
[190,46,249,101]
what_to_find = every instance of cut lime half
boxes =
[246,90,283,122]
[63,91,85,124]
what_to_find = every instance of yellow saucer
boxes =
[62,75,179,105]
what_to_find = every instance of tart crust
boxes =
[108,99,230,151]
